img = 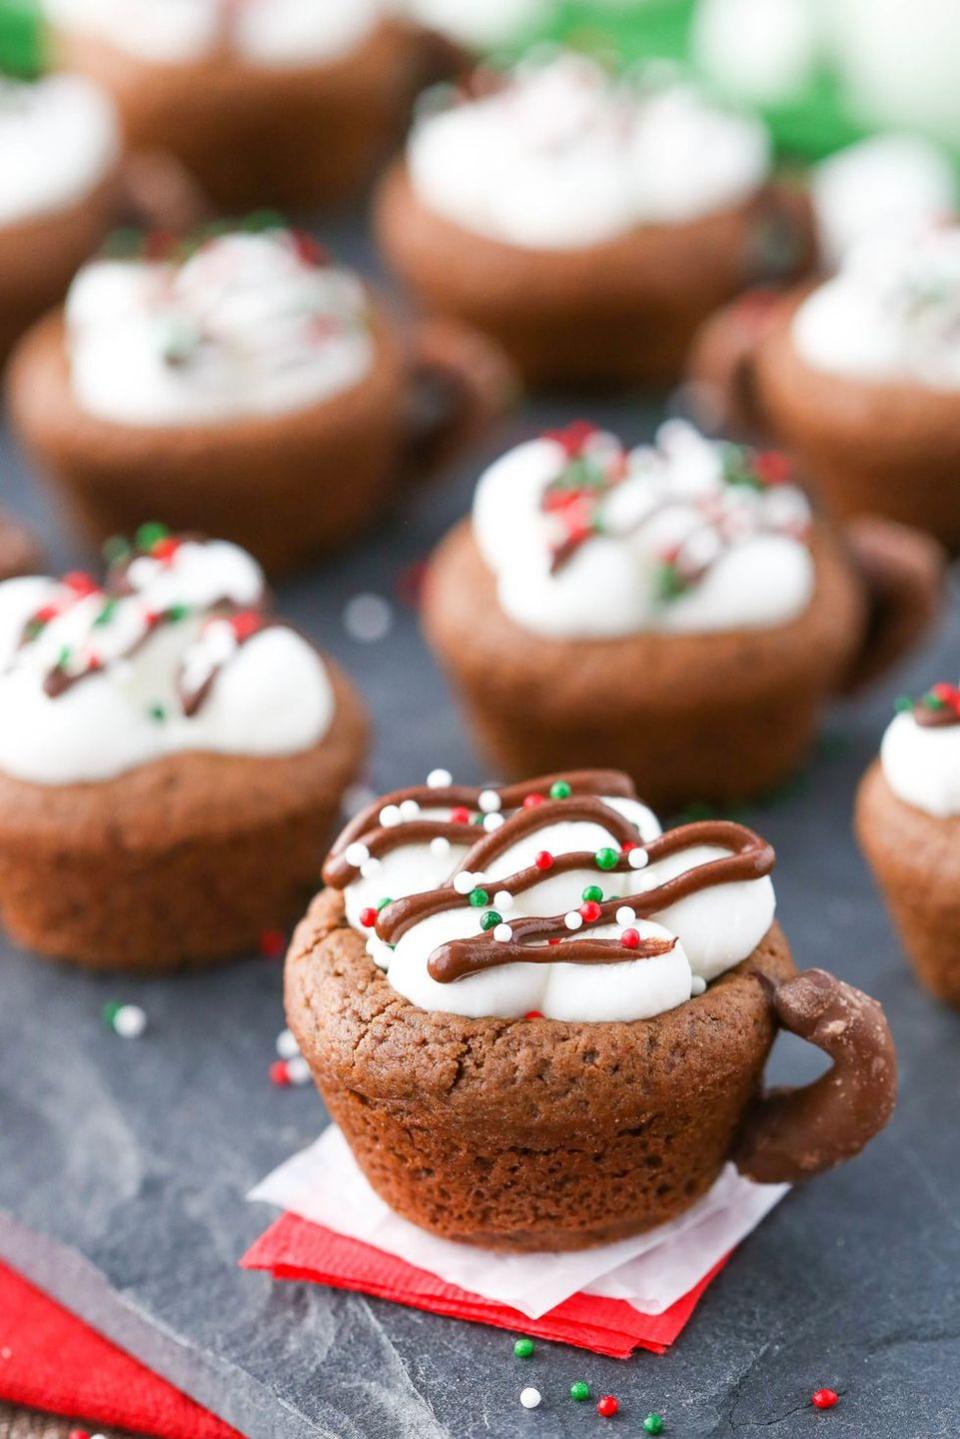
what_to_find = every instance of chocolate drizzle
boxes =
[325,771,775,986]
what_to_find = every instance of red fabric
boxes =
[0,1261,242,1439]
[241,1213,727,1360]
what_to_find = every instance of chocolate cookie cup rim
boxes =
[46,14,425,90]
[424,518,863,706]
[856,758,960,853]
[742,287,960,442]
[0,166,123,252]
[287,889,897,1185]
[8,304,405,446]
[0,655,367,846]
[376,162,804,299]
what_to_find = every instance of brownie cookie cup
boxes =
[287,770,897,1251]
[424,421,942,810]
[8,222,508,574]
[690,224,960,553]
[375,50,812,389]
[0,528,367,971]
[42,0,441,212]
[857,683,960,1006]
[0,73,121,365]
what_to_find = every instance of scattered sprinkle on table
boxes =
[514,1337,535,1358]
[597,1394,619,1417]
[103,1001,147,1038]
[276,1027,300,1059]
[519,1386,542,1409]
[259,928,286,959]
[812,1388,839,1410]
[569,1380,590,1401]
[343,592,393,643]
[643,1415,665,1435]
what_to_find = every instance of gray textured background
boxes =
[1,211,959,1439]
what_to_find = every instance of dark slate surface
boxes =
[1,210,959,1439]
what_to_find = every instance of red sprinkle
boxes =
[621,840,639,853]
[144,609,163,629]
[35,604,60,623]
[525,1010,544,1020]
[450,806,471,825]
[621,928,641,950]
[812,1389,839,1411]
[579,901,602,923]
[359,907,379,929]
[259,928,286,959]
[597,1396,619,1418]
[535,850,555,871]
[932,682,960,716]
[754,449,792,486]
[523,793,546,809]
[231,610,262,641]
[62,570,98,596]
[152,535,181,563]
[68,1431,90,1439]
[545,419,598,458]
[293,230,329,267]
[548,938,563,946]
[269,1060,291,1088]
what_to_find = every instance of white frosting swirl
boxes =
[65,230,374,426]
[472,419,813,639]
[43,0,381,67]
[793,224,960,389]
[343,786,775,1022]
[0,75,119,229]
[0,537,333,785]
[407,52,771,250]
[881,692,960,818]
[402,0,549,49]
[812,134,957,270]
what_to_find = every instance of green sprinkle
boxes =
[570,1381,590,1402]
[102,535,131,566]
[24,619,44,640]
[595,847,619,872]
[56,645,72,669]
[550,780,572,800]
[924,690,946,710]
[468,888,489,908]
[581,884,603,904]
[656,563,689,603]
[166,603,191,623]
[643,1415,665,1435]
[148,703,167,723]
[243,208,287,233]
[135,521,169,551]
[894,695,914,713]
[472,813,485,826]
[376,897,393,912]
[480,910,502,932]
[101,227,142,260]
[94,598,118,628]
[102,1001,122,1026]
[513,1337,535,1358]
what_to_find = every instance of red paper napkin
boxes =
[0,1260,242,1439]
[242,1213,728,1359]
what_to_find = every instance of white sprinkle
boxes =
[379,805,402,828]
[691,975,707,996]
[345,841,369,867]
[494,890,514,912]
[342,784,376,819]
[520,1387,542,1410]
[430,836,452,858]
[427,767,452,788]
[360,858,382,880]
[478,789,502,813]
[616,906,637,927]
[628,848,649,869]
[399,799,421,821]
[113,1004,147,1039]
[285,1055,312,1086]
[453,872,474,895]
[493,924,513,943]
[483,813,505,832]
[343,592,392,643]
[276,1028,300,1060]
[564,911,583,931]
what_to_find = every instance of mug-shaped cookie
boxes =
[287,770,897,1251]
[689,223,960,554]
[9,222,513,575]
[422,421,942,810]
